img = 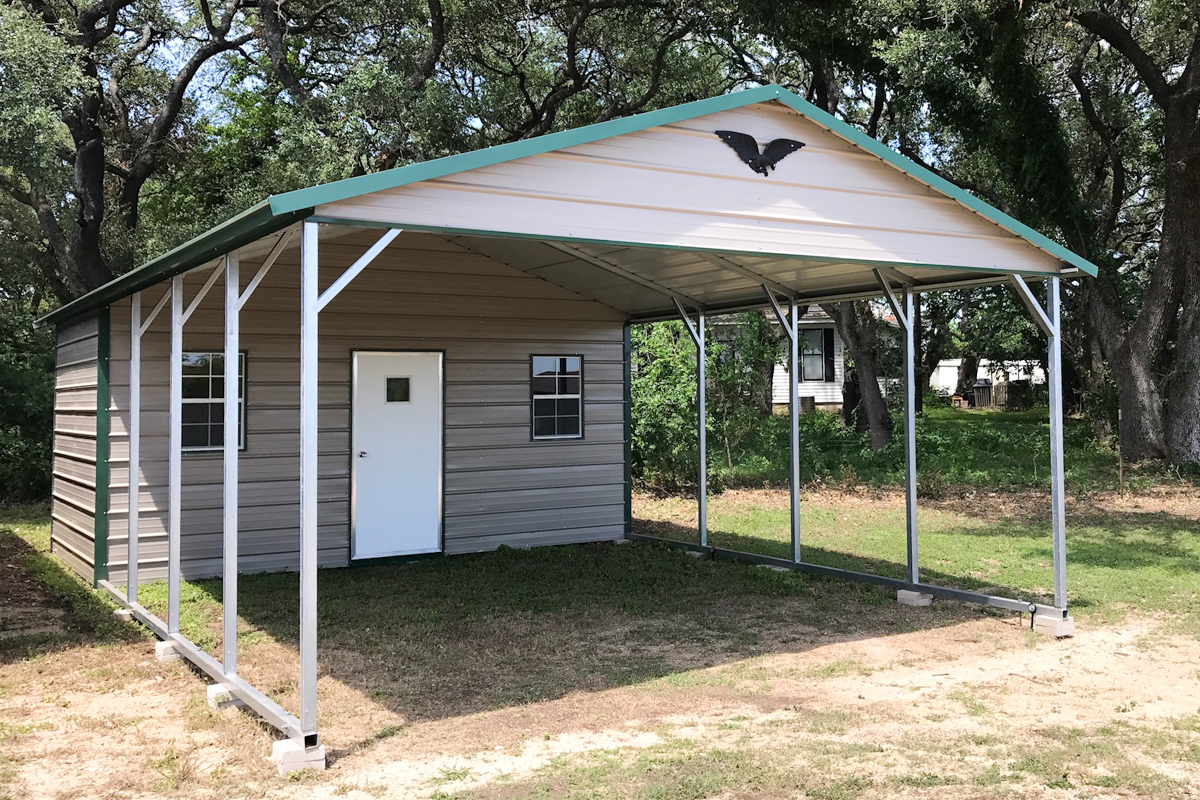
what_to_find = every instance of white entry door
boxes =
[352,351,443,559]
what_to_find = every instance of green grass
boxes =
[635,492,1200,626]
[707,406,1188,492]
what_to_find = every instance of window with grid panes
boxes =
[182,352,246,451]
[531,356,582,440]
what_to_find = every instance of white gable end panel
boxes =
[317,101,1063,275]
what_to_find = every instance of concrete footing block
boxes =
[612,537,632,546]
[1033,613,1075,638]
[154,641,181,663]
[112,608,134,622]
[271,739,326,775]
[207,684,247,712]
[686,550,707,559]
[897,589,933,607]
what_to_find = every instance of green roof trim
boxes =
[766,89,1099,277]
[37,202,309,328]
[39,83,1097,328]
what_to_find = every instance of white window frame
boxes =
[181,351,246,452]
[531,355,583,441]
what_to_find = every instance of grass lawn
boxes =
[2,448,1199,797]
[633,488,1200,627]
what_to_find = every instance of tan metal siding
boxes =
[107,231,626,583]
[51,314,99,582]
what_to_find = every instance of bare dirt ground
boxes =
[3,488,1199,799]
[4,609,1199,799]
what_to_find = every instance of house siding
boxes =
[100,230,628,583]
[772,324,844,406]
[51,312,101,583]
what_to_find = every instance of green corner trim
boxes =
[38,83,1097,331]
[93,306,111,585]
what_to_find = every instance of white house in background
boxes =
[770,306,844,409]
[929,358,1046,394]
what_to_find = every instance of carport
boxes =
[39,84,1096,770]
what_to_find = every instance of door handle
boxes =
[358,451,367,458]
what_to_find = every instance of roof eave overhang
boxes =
[37,83,1100,329]
[35,202,311,328]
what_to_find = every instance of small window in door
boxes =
[386,377,411,402]
[531,356,583,440]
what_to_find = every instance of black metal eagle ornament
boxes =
[715,131,805,176]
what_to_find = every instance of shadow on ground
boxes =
[172,536,1004,758]
[0,525,138,664]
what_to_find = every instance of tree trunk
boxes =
[1111,346,1169,460]
[956,354,980,399]
[822,301,893,449]
[1161,152,1200,462]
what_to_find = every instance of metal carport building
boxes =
[38,84,1097,770]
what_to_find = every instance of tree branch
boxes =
[897,144,1016,217]
[1074,10,1170,110]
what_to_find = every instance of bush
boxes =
[0,301,53,502]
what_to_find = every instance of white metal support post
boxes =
[294,223,400,757]
[902,285,918,583]
[874,270,919,584]
[223,252,240,675]
[168,276,183,632]
[127,288,169,603]
[299,221,320,746]
[673,298,707,547]
[1046,278,1067,609]
[764,287,801,562]
[1011,275,1069,614]
[128,293,141,603]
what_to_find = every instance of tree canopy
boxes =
[1,0,1197,492]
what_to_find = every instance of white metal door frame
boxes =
[349,349,446,560]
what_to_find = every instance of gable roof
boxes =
[39,84,1097,328]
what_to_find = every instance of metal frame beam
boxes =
[874,269,919,583]
[316,228,401,312]
[625,534,1065,616]
[1011,275,1067,609]
[97,581,305,738]
[696,252,796,298]
[168,275,183,633]
[127,294,142,603]
[223,252,240,675]
[673,298,708,547]
[547,241,705,309]
[763,286,801,562]
[631,274,1024,324]
[182,263,225,324]
[239,229,293,310]
[299,221,320,745]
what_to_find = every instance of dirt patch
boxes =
[0,532,70,640]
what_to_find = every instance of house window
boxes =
[531,356,582,440]
[801,330,825,381]
[182,352,246,451]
